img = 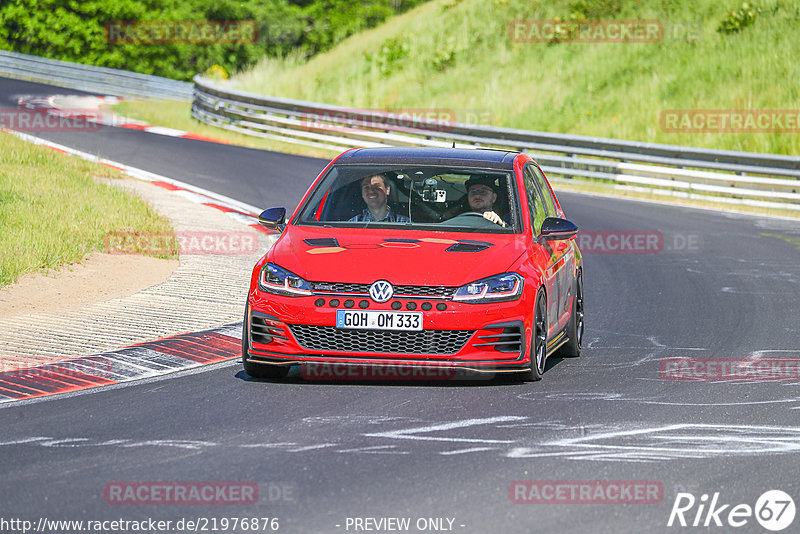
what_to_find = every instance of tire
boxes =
[242,304,290,380]
[558,270,584,358]
[519,289,548,382]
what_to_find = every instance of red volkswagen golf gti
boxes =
[243,147,583,382]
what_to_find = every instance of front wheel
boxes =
[519,290,547,382]
[558,270,583,358]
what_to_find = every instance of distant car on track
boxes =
[243,147,583,381]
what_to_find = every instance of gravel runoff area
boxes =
[0,176,273,372]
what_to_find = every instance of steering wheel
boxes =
[442,211,499,229]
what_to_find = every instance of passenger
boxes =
[349,174,410,223]
[465,176,507,227]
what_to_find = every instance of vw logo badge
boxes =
[369,280,393,303]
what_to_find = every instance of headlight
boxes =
[453,273,524,303]
[259,263,312,296]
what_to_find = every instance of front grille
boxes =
[311,282,368,294]
[288,325,473,355]
[395,285,456,298]
[311,282,456,299]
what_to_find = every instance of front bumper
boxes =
[244,292,534,373]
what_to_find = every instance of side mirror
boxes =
[258,207,286,231]
[539,217,578,241]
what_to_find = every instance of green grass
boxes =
[227,0,800,156]
[0,131,176,287]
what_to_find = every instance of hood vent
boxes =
[445,240,493,253]
[304,238,339,247]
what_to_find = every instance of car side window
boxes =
[523,165,548,235]
[530,164,558,216]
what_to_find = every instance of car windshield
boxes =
[295,164,520,233]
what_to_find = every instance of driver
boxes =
[465,176,507,227]
[349,174,410,223]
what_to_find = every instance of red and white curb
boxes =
[15,94,229,144]
[0,324,242,403]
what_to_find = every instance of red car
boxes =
[243,147,583,381]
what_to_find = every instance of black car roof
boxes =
[336,147,519,169]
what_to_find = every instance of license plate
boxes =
[336,310,422,331]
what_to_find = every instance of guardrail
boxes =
[0,50,192,101]
[193,76,800,211]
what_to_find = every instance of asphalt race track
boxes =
[2,77,800,533]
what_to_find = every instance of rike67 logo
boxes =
[668,490,795,531]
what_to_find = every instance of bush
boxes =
[717,2,761,34]
[365,37,410,76]
[0,0,427,81]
